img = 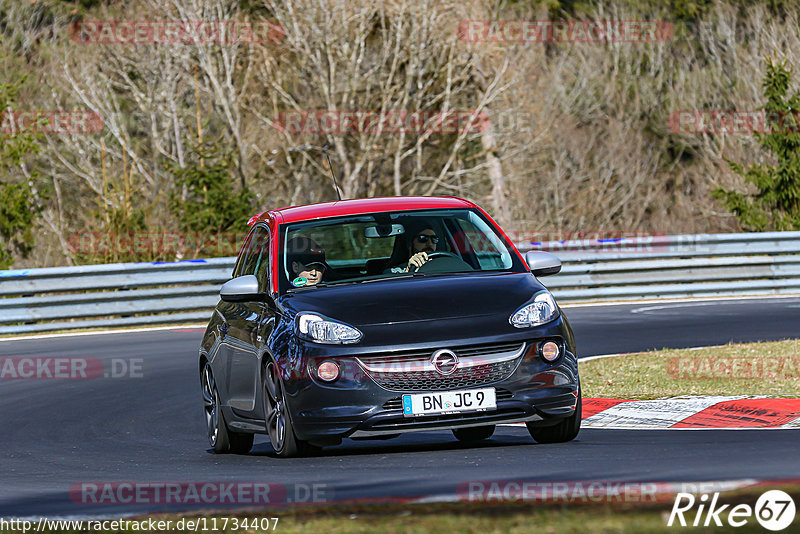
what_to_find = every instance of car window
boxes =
[279,208,524,293]
[453,212,514,270]
[232,230,255,278]
[253,227,272,292]
[299,222,395,263]
[240,226,271,291]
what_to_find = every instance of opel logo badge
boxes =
[431,349,459,375]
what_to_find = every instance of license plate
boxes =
[402,388,496,417]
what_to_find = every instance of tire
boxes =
[202,362,254,454]
[452,425,495,442]
[527,391,581,444]
[262,359,319,458]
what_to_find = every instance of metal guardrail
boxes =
[518,231,800,302]
[1,231,800,334]
[0,259,233,334]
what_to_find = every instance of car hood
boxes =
[277,272,548,326]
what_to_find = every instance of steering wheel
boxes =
[408,251,465,273]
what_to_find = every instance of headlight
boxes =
[296,313,363,344]
[509,291,559,328]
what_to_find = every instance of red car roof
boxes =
[251,196,477,225]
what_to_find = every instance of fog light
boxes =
[541,341,560,362]
[317,361,339,381]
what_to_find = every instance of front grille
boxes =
[383,388,513,410]
[360,342,524,392]
[369,359,518,391]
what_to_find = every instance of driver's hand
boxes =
[405,252,429,272]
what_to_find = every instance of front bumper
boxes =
[280,322,579,441]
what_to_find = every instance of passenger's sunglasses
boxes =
[415,234,439,244]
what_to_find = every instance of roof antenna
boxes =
[322,146,343,201]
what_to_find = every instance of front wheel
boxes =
[262,360,319,458]
[527,392,581,444]
[201,362,254,454]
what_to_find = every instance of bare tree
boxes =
[249,0,509,212]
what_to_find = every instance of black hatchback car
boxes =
[199,196,580,456]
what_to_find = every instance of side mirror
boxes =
[525,251,562,277]
[220,275,267,302]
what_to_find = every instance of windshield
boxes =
[279,208,525,292]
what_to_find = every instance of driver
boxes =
[388,223,439,273]
[287,236,327,286]
[407,227,439,271]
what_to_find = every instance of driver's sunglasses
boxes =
[415,234,439,244]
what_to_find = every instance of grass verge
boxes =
[580,339,800,399]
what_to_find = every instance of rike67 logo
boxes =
[668,490,796,531]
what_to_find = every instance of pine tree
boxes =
[168,142,255,258]
[0,75,43,269]
[713,58,800,230]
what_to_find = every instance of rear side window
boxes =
[232,226,271,287]
[240,226,271,291]
[232,231,255,278]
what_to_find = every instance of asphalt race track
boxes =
[2,297,800,517]
[564,296,800,356]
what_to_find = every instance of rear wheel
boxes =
[263,360,319,458]
[452,425,495,442]
[527,391,581,444]
[202,363,254,454]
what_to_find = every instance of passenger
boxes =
[387,222,440,273]
[286,236,327,286]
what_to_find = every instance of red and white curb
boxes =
[505,396,800,429]
[581,396,800,429]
